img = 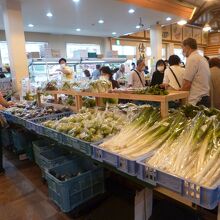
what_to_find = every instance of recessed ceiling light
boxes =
[128,9,135,14]
[46,12,53,17]
[73,0,80,2]
[112,32,117,35]
[98,19,104,24]
[136,25,140,29]
[166,17,172,21]
[28,24,34,27]
[76,28,81,31]
[177,19,187,25]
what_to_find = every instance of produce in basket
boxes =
[42,108,129,142]
[148,107,220,187]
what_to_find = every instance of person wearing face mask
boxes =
[150,59,166,86]
[58,58,74,81]
[100,66,119,89]
[128,59,146,88]
[181,38,210,107]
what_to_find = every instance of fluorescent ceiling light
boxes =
[46,12,53,17]
[73,0,80,2]
[76,28,81,31]
[28,24,34,27]
[177,20,187,25]
[136,25,140,29]
[98,19,104,24]
[128,9,135,14]
[166,17,172,21]
[203,24,211,32]
[112,32,117,35]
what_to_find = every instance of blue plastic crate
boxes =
[32,139,55,166]
[45,159,105,212]
[137,157,220,209]
[11,129,29,153]
[92,143,146,176]
[61,134,93,156]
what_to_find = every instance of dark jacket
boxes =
[110,79,120,89]
[150,71,164,86]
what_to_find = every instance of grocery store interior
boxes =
[0,0,220,220]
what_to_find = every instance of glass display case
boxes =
[28,58,127,84]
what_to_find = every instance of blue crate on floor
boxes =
[32,139,55,166]
[11,129,29,153]
[137,157,220,209]
[45,159,105,212]
[0,128,13,147]
[38,148,68,170]
[61,134,93,156]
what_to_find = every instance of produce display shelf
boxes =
[137,157,220,210]
[45,158,105,212]
[91,143,153,177]
[37,90,189,118]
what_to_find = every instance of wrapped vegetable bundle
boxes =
[42,108,128,142]
[148,109,220,187]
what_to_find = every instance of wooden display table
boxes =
[37,90,189,118]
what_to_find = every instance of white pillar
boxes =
[104,37,112,57]
[2,0,29,94]
[167,43,174,59]
[150,24,162,62]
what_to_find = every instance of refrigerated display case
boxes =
[28,58,127,83]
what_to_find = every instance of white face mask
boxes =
[100,76,109,81]
[60,64,65,68]
[157,66,164,72]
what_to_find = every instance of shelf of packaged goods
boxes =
[37,90,189,118]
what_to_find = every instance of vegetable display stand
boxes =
[137,158,220,210]
[45,158,105,212]
[37,90,189,118]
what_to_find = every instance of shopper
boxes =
[150,59,166,86]
[0,92,14,110]
[58,58,73,81]
[100,66,119,89]
[84,69,91,79]
[130,62,136,71]
[209,57,220,109]
[114,64,125,80]
[181,38,210,107]
[91,65,101,80]
[162,55,184,90]
[128,59,146,88]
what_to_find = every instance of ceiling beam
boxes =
[118,0,195,20]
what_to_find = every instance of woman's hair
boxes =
[58,58,67,64]
[168,55,181,66]
[84,69,90,77]
[209,57,220,68]
[155,59,166,71]
[100,66,113,79]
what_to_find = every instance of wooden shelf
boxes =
[37,90,189,118]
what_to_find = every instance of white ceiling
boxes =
[0,0,181,37]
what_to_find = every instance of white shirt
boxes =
[183,51,210,105]
[163,65,184,90]
[128,70,145,88]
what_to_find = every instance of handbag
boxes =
[169,67,181,89]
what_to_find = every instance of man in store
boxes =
[128,59,146,88]
[58,58,73,81]
[181,38,210,107]
[114,64,127,86]
[91,65,101,80]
